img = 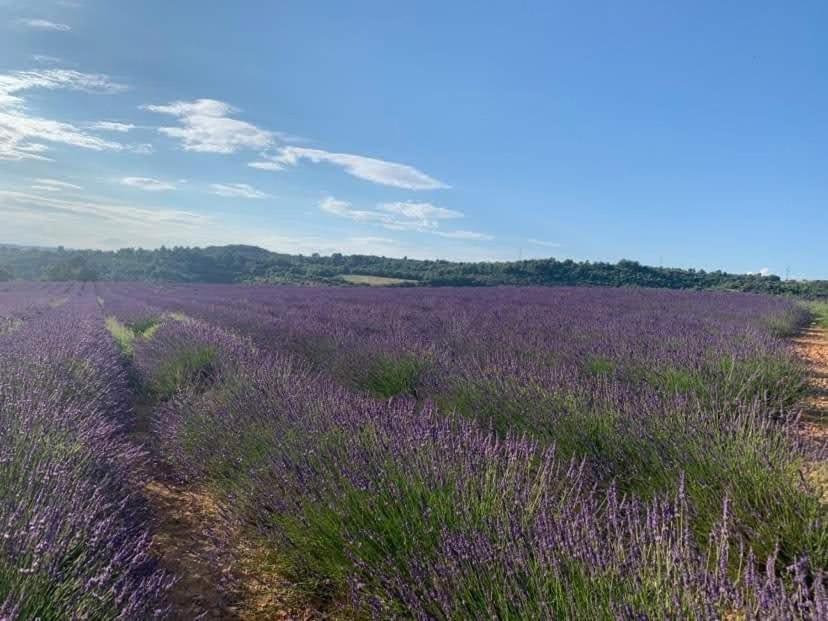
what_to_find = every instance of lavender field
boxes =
[1,282,825,619]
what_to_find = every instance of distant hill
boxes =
[0,243,825,298]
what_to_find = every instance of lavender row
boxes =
[130,313,825,619]
[97,284,809,408]
[101,284,824,564]
[0,287,171,619]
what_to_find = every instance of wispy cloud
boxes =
[142,98,274,154]
[129,143,154,155]
[321,198,461,231]
[143,98,444,190]
[0,190,209,227]
[528,238,561,248]
[31,178,84,191]
[89,121,135,133]
[0,69,127,105]
[349,236,396,246]
[209,183,270,199]
[0,187,222,252]
[120,177,176,191]
[255,146,449,190]
[18,19,71,31]
[320,197,392,224]
[32,54,65,65]
[435,230,494,240]
[0,112,126,160]
[248,159,284,171]
[3,187,502,260]
[379,201,462,223]
[0,69,131,161]
[319,197,491,240]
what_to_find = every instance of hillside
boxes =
[0,243,825,297]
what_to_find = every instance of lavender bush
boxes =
[0,287,171,619]
[107,284,825,619]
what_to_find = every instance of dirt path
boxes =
[144,479,241,618]
[130,402,320,619]
[792,326,828,502]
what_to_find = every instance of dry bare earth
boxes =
[793,326,828,502]
[130,409,320,619]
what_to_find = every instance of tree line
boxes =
[0,244,825,298]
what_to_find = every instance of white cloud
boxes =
[318,197,492,241]
[349,236,396,245]
[129,143,154,154]
[142,98,274,154]
[748,267,771,277]
[247,159,284,171]
[0,69,127,105]
[0,187,403,258]
[0,69,131,161]
[144,99,444,189]
[209,183,270,199]
[0,112,125,160]
[320,197,455,231]
[528,238,561,248]
[379,201,462,222]
[120,177,176,191]
[0,190,209,227]
[0,188,220,250]
[89,121,135,132]
[32,55,64,65]
[262,146,449,190]
[31,178,83,191]
[435,230,494,241]
[19,19,71,31]
[2,188,506,260]
[320,197,370,219]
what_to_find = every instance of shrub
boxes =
[351,353,428,398]
[148,345,217,400]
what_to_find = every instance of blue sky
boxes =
[0,1,825,278]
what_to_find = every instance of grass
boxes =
[808,301,828,329]
[105,317,138,355]
[351,354,428,398]
[105,316,163,356]
[127,317,163,336]
[586,356,616,376]
[0,559,118,621]
[272,472,457,606]
[175,381,277,494]
[148,345,217,400]
[340,274,417,286]
[0,317,22,336]
[626,354,808,414]
[438,365,826,571]
[762,305,811,337]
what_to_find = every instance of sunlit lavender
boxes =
[0,281,824,619]
[107,283,824,618]
[0,284,171,618]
